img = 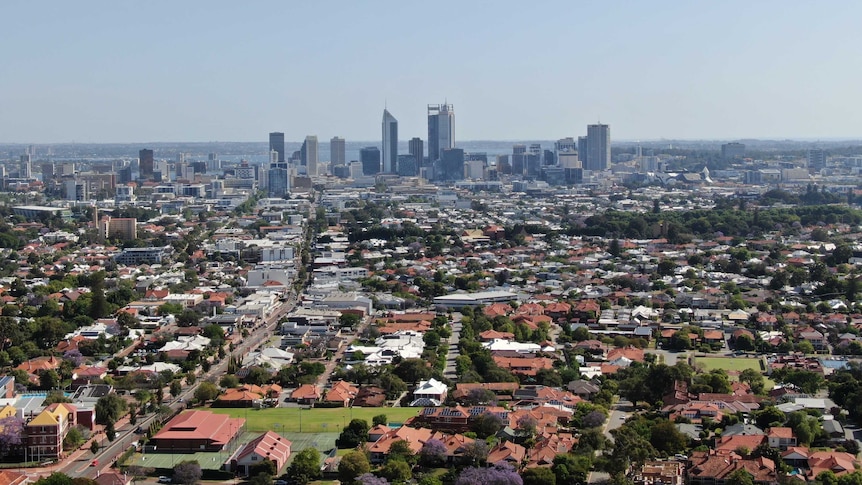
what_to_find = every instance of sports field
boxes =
[695,356,775,388]
[202,406,421,433]
[696,356,764,372]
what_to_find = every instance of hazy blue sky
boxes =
[2,1,861,143]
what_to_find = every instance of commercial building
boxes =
[361,146,381,175]
[427,103,454,163]
[25,403,77,460]
[409,137,424,169]
[301,136,318,176]
[114,246,173,265]
[100,217,137,241]
[382,109,398,173]
[584,123,610,171]
[269,132,285,162]
[330,136,346,166]
[721,142,746,160]
[139,149,154,179]
[151,410,245,452]
[268,162,290,197]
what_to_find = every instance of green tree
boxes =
[739,369,766,395]
[470,412,504,439]
[522,466,557,485]
[170,380,182,398]
[338,450,371,483]
[372,414,388,427]
[95,394,128,426]
[193,382,220,403]
[249,458,277,477]
[649,420,688,454]
[552,453,592,485]
[725,469,754,485]
[287,448,321,485]
[380,458,412,483]
[89,272,109,319]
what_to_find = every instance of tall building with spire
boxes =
[382,109,398,174]
[427,103,454,163]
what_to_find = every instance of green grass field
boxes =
[696,356,764,372]
[201,407,421,433]
[695,356,775,388]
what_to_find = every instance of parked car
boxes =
[158,477,172,484]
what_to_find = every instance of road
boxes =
[57,297,296,480]
[587,398,631,484]
[443,313,463,379]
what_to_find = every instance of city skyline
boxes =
[2,2,862,143]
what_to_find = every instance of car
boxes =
[274,480,289,485]
[90,460,98,467]
[158,477,172,484]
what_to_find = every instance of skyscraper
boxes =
[301,136,318,176]
[268,161,290,197]
[330,137,346,166]
[382,109,398,174]
[360,147,381,176]
[585,124,610,171]
[408,137,424,168]
[427,103,454,163]
[439,148,465,181]
[139,149,154,179]
[269,132,285,162]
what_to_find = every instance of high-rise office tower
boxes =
[269,132,285,162]
[808,148,826,171]
[578,137,587,163]
[585,124,610,171]
[360,147,381,176]
[382,109,398,173]
[408,137,424,168]
[330,137,346,167]
[20,154,32,178]
[301,136,318,176]
[268,161,290,197]
[511,144,527,176]
[439,148,465,181]
[427,103,454,163]
[139,149,154,179]
[555,137,577,158]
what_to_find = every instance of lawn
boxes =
[695,356,775,388]
[201,407,421,433]
[696,356,765,372]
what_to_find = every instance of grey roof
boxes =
[722,423,765,437]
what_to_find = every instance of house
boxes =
[822,420,845,443]
[714,434,767,454]
[151,410,245,452]
[214,388,263,408]
[25,403,77,460]
[324,381,358,407]
[486,440,527,467]
[806,450,859,479]
[0,470,29,485]
[95,472,133,485]
[354,386,387,407]
[633,461,684,485]
[290,384,321,405]
[411,378,449,406]
[567,379,601,400]
[228,431,292,476]
[766,427,796,450]
[688,451,778,485]
[453,382,520,403]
